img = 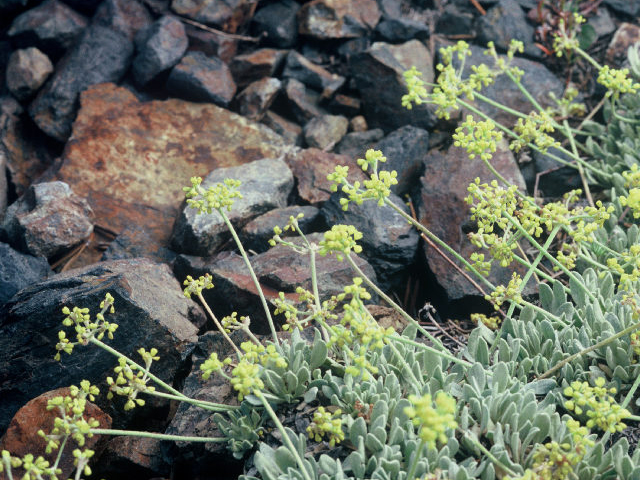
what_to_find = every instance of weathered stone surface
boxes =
[327,93,361,117]
[92,0,152,41]
[281,78,327,123]
[0,96,54,197]
[350,40,436,133]
[6,48,53,101]
[284,148,366,204]
[171,157,294,256]
[167,51,237,106]
[0,181,93,259]
[476,0,540,59]
[261,110,303,145]
[171,0,252,31]
[184,22,237,64]
[252,0,300,48]
[335,128,384,159]
[375,17,430,43]
[321,190,420,289]
[416,139,531,301]
[54,83,288,267]
[0,242,51,306]
[0,387,112,479]
[435,3,474,36]
[0,258,200,433]
[373,125,429,196]
[297,0,381,39]
[606,23,640,68]
[234,77,281,121]
[93,436,170,479]
[282,50,345,95]
[589,6,616,39]
[303,114,349,150]
[132,15,188,86]
[229,48,287,88]
[101,225,177,264]
[604,0,640,17]
[240,205,322,253]
[28,25,134,141]
[7,0,88,59]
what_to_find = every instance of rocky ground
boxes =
[0,0,639,478]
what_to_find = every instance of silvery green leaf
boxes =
[371,400,388,420]
[244,394,263,406]
[264,369,286,394]
[319,454,338,475]
[303,386,318,403]
[491,362,509,392]
[475,337,489,365]
[539,283,553,311]
[365,432,385,452]
[350,416,367,445]
[344,451,365,478]
[523,379,556,395]
[310,338,328,369]
[468,363,486,392]
[570,275,586,309]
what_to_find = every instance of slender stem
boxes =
[196,292,242,357]
[387,341,422,392]
[220,211,279,345]
[390,334,474,370]
[538,320,640,379]
[627,415,640,422]
[90,428,226,443]
[255,391,313,480]
[462,430,518,477]
[406,438,426,480]
[148,390,238,411]
[52,435,69,471]
[89,338,185,398]
[2,457,14,480]
[519,299,568,327]
[563,118,594,207]
[309,247,330,342]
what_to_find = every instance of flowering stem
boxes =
[563,118,594,207]
[390,334,474,370]
[196,292,242,357]
[309,246,330,343]
[219,210,279,345]
[255,391,313,480]
[90,428,226,443]
[406,438,425,480]
[462,430,518,477]
[52,435,69,472]
[538,320,640,379]
[148,390,238,411]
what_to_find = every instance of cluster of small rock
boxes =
[0,0,639,478]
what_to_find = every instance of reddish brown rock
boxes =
[171,0,253,32]
[606,23,640,68]
[284,148,366,204]
[0,387,111,480]
[297,0,381,39]
[234,77,281,121]
[55,83,288,266]
[229,48,288,88]
[184,23,237,64]
[6,47,53,101]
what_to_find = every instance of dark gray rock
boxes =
[320,190,420,289]
[92,0,153,41]
[297,0,381,39]
[6,48,53,101]
[281,78,327,124]
[375,17,430,43]
[0,258,200,433]
[532,146,582,197]
[604,0,640,17]
[239,205,321,253]
[7,0,88,59]
[171,0,252,29]
[0,0,27,14]
[171,157,294,256]
[350,40,437,133]
[132,15,188,86]
[229,48,287,88]
[327,93,361,117]
[303,114,349,150]
[282,50,345,95]
[166,51,236,107]
[435,3,474,36]
[28,25,134,141]
[101,225,177,264]
[0,138,6,219]
[373,125,429,196]
[234,77,281,121]
[475,0,540,59]
[183,22,237,64]
[0,242,51,306]
[261,110,303,145]
[335,129,385,159]
[0,181,93,259]
[590,6,616,39]
[59,0,103,15]
[251,0,299,48]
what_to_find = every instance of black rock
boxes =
[7,0,88,59]
[28,25,134,141]
[604,0,640,17]
[132,15,188,86]
[435,3,475,36]
[375,17,430,43]
[334,129,385,159]
[0,242,51,306]
[0,258,200,434]
[251,0,300,48]
[92,0,153,41]
[0,0,28,15]
[532,146,583,197]
[59,0,103,15]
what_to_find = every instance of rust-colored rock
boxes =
[0,387,111,480]
[229,48,288,88]
[55,83,289,266]
[297,0,381,39]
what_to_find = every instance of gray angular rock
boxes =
[373,125,429,196]
[101,225,177,264]
[28,25,134,141]
[350,40,437,133]
[281,78,327,124]
[320,190,420,290]
[0,181,94,259]
[171,157,294,256]
[604,0,640,17]
[297,0,381,39]
[0,258,200,433]
[261,110,303,145]
[6,48,53,101]
[132,15,188,86]
[167,51,237,107]
[92,0,152,41]
[240,205,321,253]
[0,242,51,306]
[251,0,300,48]
[229,48,287,88]
[303,114,349,150]
[335,129,384,159]
[234,77,281,121]
[171,0,252,30]
[282,50,345,95]
[476,0,540,59]
[375,17,430,43]
[7,0,88,59]
[435,3,474,36]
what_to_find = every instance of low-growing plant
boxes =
[5,27,640,480]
